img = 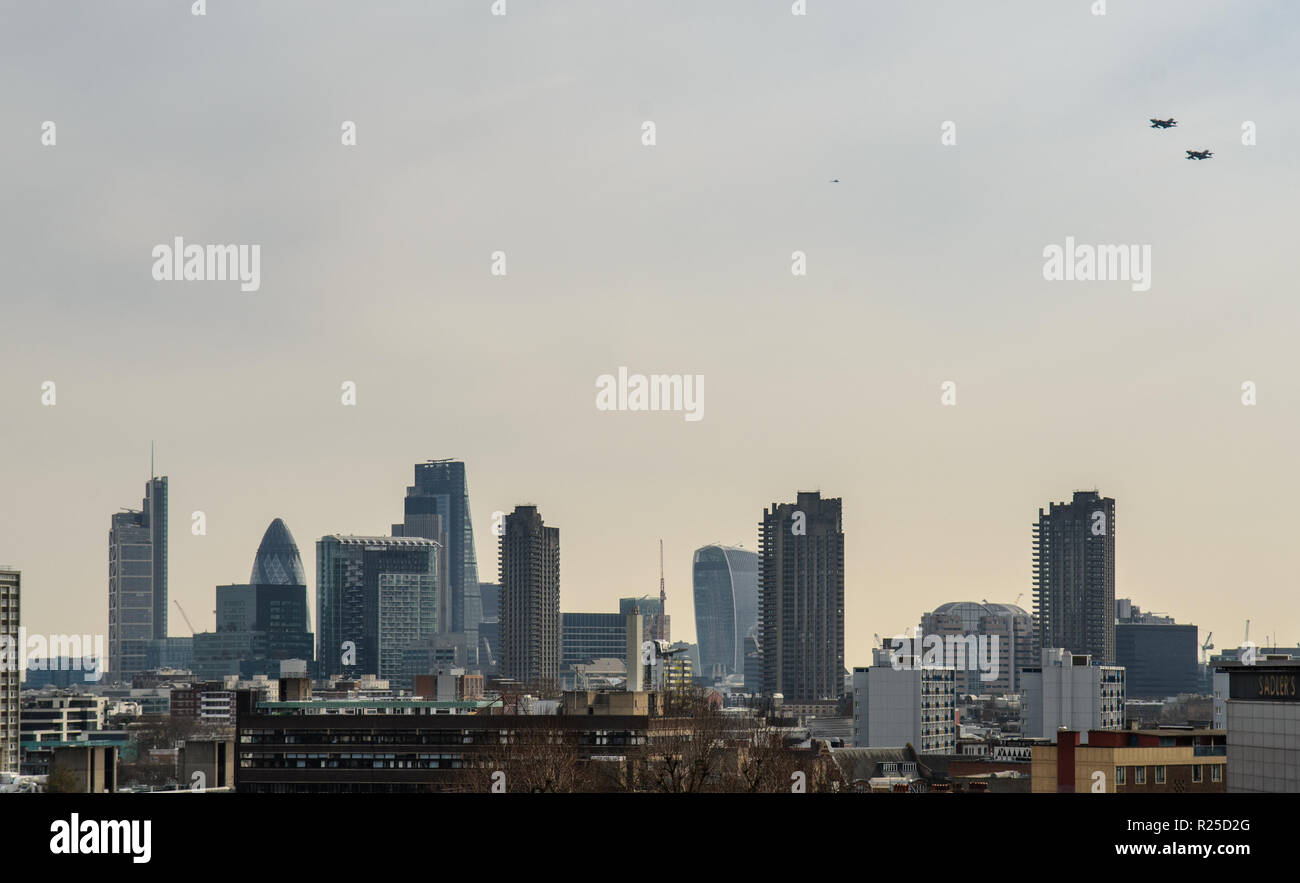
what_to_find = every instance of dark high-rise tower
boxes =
[394,461,481,655]
[692,545,759,681]
[108,474,167,684]
[758,492,844,701]
[498,505,560,687]
[1033,490,1116,664]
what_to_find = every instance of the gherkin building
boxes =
[250,517,307,586]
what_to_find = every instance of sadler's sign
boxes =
[1230,669,1300,701]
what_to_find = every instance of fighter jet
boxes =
[830,178,840,183]
[1185,149,1213,160]
[1149,118,1177,129]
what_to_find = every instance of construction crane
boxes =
[1200,632,1214,666]
[173,599,197,636]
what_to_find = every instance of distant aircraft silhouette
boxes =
[830,178,839,183]
[1149,118,1177,129]
[1185,149,1213,160]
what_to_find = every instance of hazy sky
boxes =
[3,1,1298,666]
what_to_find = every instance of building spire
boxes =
[657,539,667,641]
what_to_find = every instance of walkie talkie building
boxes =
[692,545,758,683]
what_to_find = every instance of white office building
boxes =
[1020,648,1125,741]
[852,648,956,754]
[19,694,109,743]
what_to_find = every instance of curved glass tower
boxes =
[250,518,307,586]
[691,545,759,681]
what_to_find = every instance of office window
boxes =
[1154,765,1165,784]
[1134,766,1146,785]
[1115,765,1125,785]
[1192,765,1202,783]
[1211,765,1222,782]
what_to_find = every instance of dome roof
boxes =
[931,601,1030,632]
[250,518,307,586]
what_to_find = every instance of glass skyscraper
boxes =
[393,460,481,657]
[249,517,308,586]
[108,475,167,684]
[691,544,759,682]
[316,535,439,687]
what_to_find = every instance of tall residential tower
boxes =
[0,567,18,772]
[758,491,845,701]
[499,505,560,687]
[1033,490,1116,664]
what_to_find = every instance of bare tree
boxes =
[130,714,203,752]
[730,717,802,793]
[118,760,175,790]
[800,742,845,793]
[454,719,594,793]
[644,691,730,793]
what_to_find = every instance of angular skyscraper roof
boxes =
[250,518,307,586]
[399,460,480,640]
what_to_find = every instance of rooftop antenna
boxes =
[150,441,155,480]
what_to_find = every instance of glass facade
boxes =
[399,461,481,654]
[561,613,627,670]
[250,518,308,586]
[193,578,314,680]
[316,536,439,685]
[108,476,167,684]
[1116,622,1200,698]
[691,545,759,681]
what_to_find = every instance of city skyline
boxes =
[1,454,1284,674]
[4,1,1298,669]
